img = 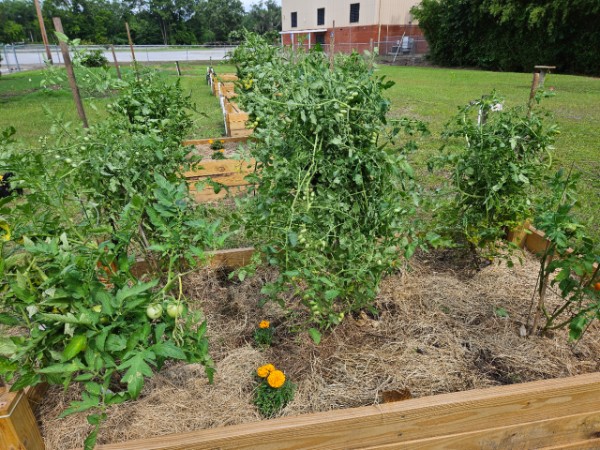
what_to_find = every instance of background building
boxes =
[280,0,426,55]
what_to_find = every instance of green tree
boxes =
[412,0,600,75]
[194,0,244,43]
[243,0,281,37]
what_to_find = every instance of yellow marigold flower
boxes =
[208,139,213,144]
[267,370,286,388]
[259,320,270,329]
[257,363,275,378]
[220,140,225,143]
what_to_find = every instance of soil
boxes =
[38,249,600,449]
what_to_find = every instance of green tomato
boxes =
[146,304,163,320]
[167,303,185,318]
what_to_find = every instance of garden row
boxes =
[1,33,599,448]
[208,70,253,138]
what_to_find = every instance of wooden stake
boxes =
[33,0,53,64]
[125,22,136,64]
[52,17,89,128]
[175,61,181,76]
[110,44,122,79]
[0,391,45,450]
[329,20,335,71]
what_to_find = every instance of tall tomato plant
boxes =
[234,37,426,329]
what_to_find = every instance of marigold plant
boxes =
[254,320,274,347]
[254,364,295,417]
[267,369,286,388]
[256,363,275,378]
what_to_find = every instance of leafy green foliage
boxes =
[232,34,428,329]
[531,170,600,339]
[254,376,295,418]
[0,69,218,448]
[79,49,109,68]
[412,0,600,75]
[430,92,558,260]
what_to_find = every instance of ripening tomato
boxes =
[594,282,600,291]
[146,304,163,320]
[167,303,184,318]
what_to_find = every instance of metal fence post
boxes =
[2,45,10,71]
[12,45,21,71]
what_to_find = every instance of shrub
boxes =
[79,49,109,68]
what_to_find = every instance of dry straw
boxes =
[39,251,599,448]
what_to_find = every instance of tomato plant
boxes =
[0,70,219,448]
[529,170,600,340]
[231,34,430,330]
[430,92,559,264]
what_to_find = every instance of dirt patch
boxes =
[38,250,600,449]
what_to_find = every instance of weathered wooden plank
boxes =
[525,225,550,254]
[24,383,48,414]
[131,247,256,276]
[543,437,600,449]
[95,372,600,450]
[0,391,45,450]
[230,128,253,138]
[218,74,238,82]
[227,112,249,122]
[182,136,250,146]
[183,159,255,178]
[208,247,255,268]
[365,410,600,449]
[190,185,253,203]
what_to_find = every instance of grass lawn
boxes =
[1,62,598,229]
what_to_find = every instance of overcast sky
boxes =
[241,0,281,11]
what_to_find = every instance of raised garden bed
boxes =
[4,231,600,448]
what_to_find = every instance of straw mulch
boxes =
[38,249,600,449]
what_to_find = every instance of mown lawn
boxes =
[1,62,598,228]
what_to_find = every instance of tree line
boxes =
[412,0,600,75]
[0,0,281,45]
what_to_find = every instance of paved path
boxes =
[1,46,234,72]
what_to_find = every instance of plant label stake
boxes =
[528,65,556,114]
[52,17,89,128]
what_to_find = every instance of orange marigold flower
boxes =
[259,320,270,329]
[267,370,286,388]
[257,363,275,378]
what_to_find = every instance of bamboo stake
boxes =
[52,17,89,128]
[110,44,122,79]
[33,0,53,63]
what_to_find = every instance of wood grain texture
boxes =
[182,136,250,146]
[184,158,255,179]
[24,383,48,414]
[130,247,256,275]
[94,372,600,450]
[0,391,45,450]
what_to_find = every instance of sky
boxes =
[241,0,281,11]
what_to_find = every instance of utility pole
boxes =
[33,0,53,64]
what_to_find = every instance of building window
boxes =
[349,3,360,23]
[317,8,325,26]
[291,12,298,28]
